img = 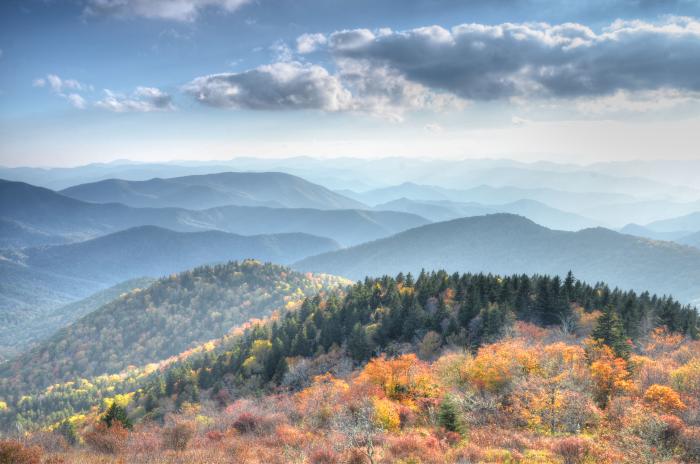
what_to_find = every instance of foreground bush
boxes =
[0,439,42,464]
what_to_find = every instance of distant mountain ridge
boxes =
[0,179,427,247]
[60,171,366,210]
[296,213,700,304]
[374,197,599,230]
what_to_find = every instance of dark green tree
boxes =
[101,402,132,429]
[592,305,631,359]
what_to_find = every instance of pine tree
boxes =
[102,402,132,429]
[592,305,631,359]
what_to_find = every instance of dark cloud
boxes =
[327,18,700,100]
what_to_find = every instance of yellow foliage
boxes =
[464,340,539,395]
[643,384,686,412]
[372,397,401,431]
[0,401,7,411]
[671,358,700,396]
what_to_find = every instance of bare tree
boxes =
[333,401,381,464]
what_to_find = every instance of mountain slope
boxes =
[60,171,366,210]
[1,179,424,247]
[645,211,700,233]
[0,261,350,396]
[16,225,339,283]
[296,214,700,304]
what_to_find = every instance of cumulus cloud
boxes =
[325,17,700,101]
[184,61,352,111]
[84,0,250,21]
[96,87,175,112]
[66,93,87,109]
[296,33,327,54]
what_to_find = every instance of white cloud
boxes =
[296,33,327,54]
[184,61,352,111]
[66,93,87,109]
[84,0,250,21]
[96,87,175,112]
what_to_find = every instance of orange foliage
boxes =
[356,354,437,407]
[464,340,539,395]
[643,384,686,412]
[587,343,635,407]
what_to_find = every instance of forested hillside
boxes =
[0,277,154,361]
[296,214,700,304]
[0,261,348,402]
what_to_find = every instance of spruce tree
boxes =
[592,305,631,359]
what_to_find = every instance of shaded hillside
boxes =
[0,261,349,397]
[1,179,423,248]
[61,172,366,210]
[0,277,154,361]
[296,214,700,304]
[376,197,598,230]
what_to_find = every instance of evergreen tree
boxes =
[592,305,631,359]
[102,402,132,429]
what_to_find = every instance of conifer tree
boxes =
[592,305,631,359]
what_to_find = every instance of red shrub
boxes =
[552,436,591,464]
[0,439,42,464]
[233,412,261,434]
[83,422,129,454]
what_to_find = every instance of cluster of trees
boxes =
[137,270,698,413]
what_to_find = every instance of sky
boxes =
[1,0,700,167]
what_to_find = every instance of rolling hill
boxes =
[60,171,366,210]
[0,261,350,396]
[1,179,425,247]
[0,226,339,352]
[375,197,598,230]
[296,214,700,304]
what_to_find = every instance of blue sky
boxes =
[1,0,699,166]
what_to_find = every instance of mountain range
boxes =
[0,179,427,248]
[60,171,365,210]
[296,213,700,304]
